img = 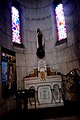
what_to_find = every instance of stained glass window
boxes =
[55,3,67,41]
[11,6,21,44]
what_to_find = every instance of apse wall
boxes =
[16,0,56,89]
[0,0,80,116]
[0,0,80,90]
[20,0,80,72]
[16,0,80,89]
[22,0,56,72]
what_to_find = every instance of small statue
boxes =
[36,28,45,58]
[37,28,44,49]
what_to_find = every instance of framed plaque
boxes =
[38,85,52,104]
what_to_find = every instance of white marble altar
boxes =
[23,60,64,109]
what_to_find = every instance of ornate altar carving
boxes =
[38,60,47,80]
[23,60,63,109]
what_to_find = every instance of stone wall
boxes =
[0,0,79,89]
[16,0,80,77]
[15,0,80,89]
[0,0,80,110]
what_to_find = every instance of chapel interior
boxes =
[0,0,80,119]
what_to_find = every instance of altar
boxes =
[23,60,64,109]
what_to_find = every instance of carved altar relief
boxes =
[23,60,64,109]
[38,85,52,104]
[24,75,63,109]
[53,84,60,102]
[38,60,47,80]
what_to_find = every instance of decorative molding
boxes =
[24,75,63,109]
[24,66,60,79]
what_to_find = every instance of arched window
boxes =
[54,0,67,45]
[11,5,21,44]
